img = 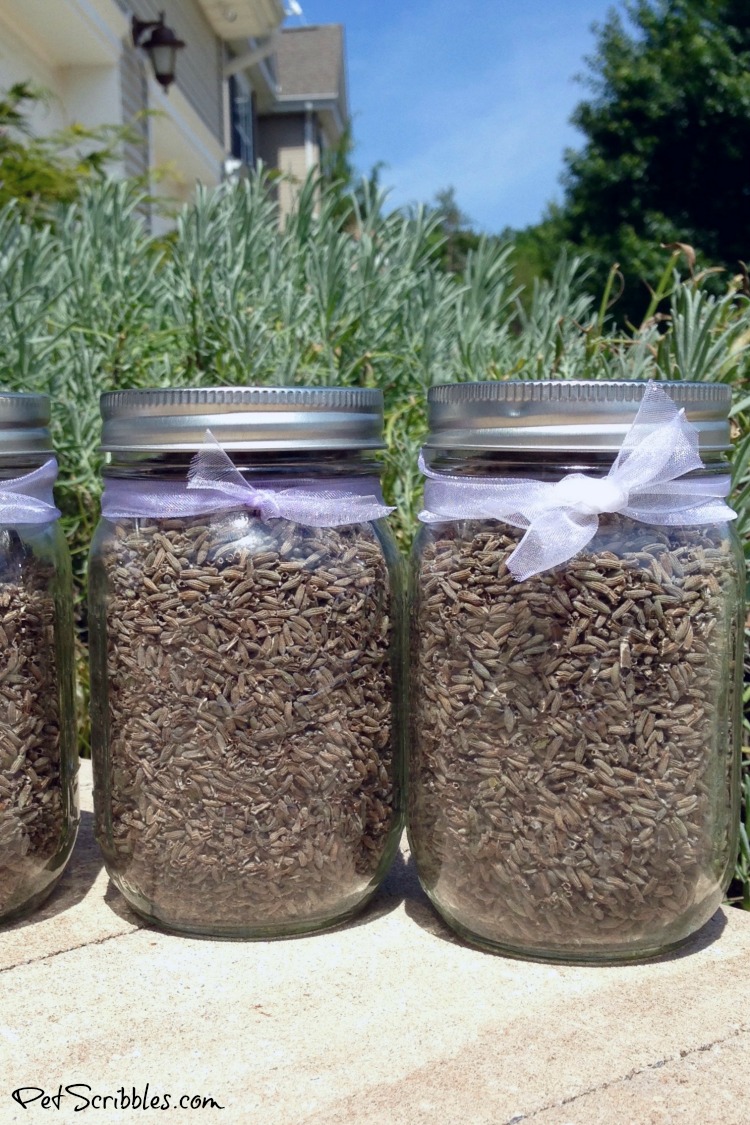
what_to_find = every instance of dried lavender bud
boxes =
[92,511,400,935]
[410,515,739,957]
[0,530,68,920]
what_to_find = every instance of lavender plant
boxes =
[0,173,748,897]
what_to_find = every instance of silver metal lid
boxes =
[100,387,385,452]
[0,392,54,455]
[425,381,732,452]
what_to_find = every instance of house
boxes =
[0,0,349,220]
[255,24,348,216]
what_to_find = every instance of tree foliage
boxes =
[424,187,482,275]
[520,0,750,321]
[318,124,387,231]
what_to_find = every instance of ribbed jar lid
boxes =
[99,387,385,452]
[0,392,54,455]
[425,380,732,452]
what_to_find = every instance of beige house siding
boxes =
[0,3,345,222]
[0,2,124,137]
[257,113,319,215]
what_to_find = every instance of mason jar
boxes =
[409,380,744,962]
[0,393,78,925]
[89,387,403,938]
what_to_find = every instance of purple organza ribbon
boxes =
[0,459,60,525]
[419,382,737,581]
[101,432,394,528]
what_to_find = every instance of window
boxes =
[229,75,256,167]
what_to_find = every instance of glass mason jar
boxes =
[0,393,78,925]
[90,387,403,938]
[409,380,744,962]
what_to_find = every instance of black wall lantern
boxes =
[132,12,186,91]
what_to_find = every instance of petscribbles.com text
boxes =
[11,1084,224,1111]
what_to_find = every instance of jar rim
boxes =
[425,380,732,453]
[99,386,386,452]
[0,392,53,455]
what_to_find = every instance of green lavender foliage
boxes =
[1,173,749,892]
[2,175,748,555]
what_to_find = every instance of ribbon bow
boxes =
[419,383,736,581]
[0,459,60,525]
[101,432,394,528]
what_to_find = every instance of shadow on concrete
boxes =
[661,908,728,962]
[102,879,145,928]
[399,863,471,949]
[4,810,105,932]
[346,846,421,930]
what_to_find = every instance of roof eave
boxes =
[195,0,285,41]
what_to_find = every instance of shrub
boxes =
[1,174,748,898]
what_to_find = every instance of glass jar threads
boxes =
[409,380,743,962]
[89,387,403,938]
[0,393,78,925]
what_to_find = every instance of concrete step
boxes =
[1,761,749,1124]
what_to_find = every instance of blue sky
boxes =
[290,0,617,232]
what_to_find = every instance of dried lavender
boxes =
[0,531,68,920]
[91,511,400,935]
[409,516,739,956]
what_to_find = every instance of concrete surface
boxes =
[1,761,749,1124]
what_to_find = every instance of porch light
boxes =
[132,12,186,91]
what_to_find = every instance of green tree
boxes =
[427,187,482,274]
[319,123,386,230]
[525,0,750,322]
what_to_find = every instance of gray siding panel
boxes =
[120,48,149,180]
[256,113,305,169]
